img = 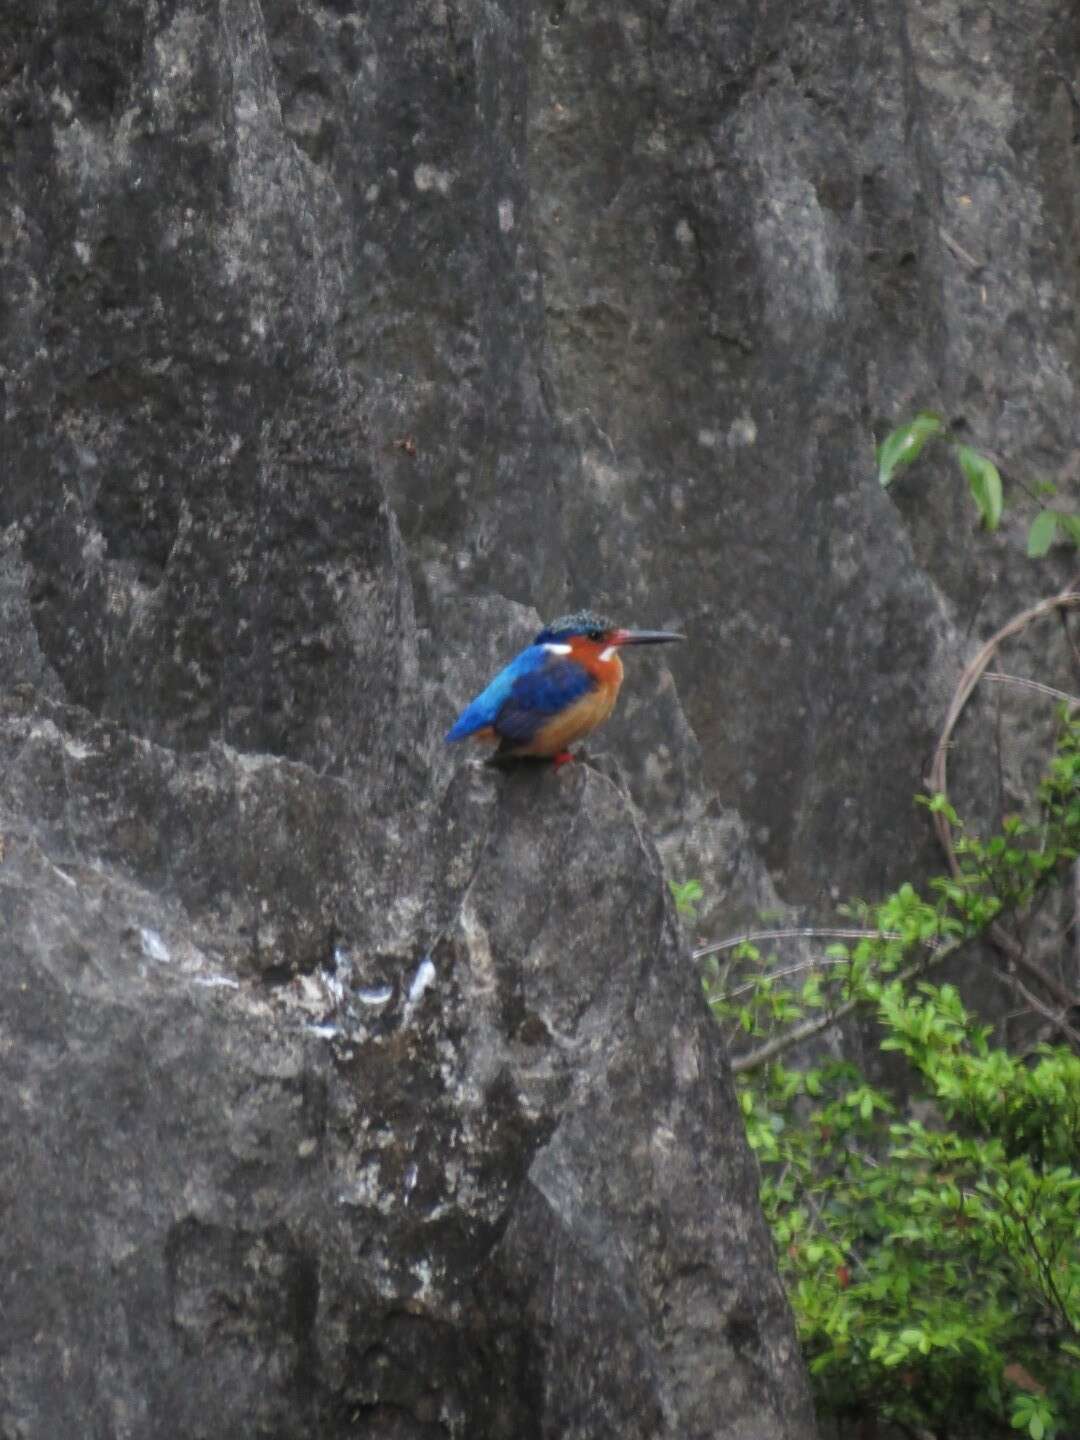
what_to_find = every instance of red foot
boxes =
[551,751,575,769]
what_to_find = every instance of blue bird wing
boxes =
[445,646,594,743]
[494,656,594,744]
[445,645,548,740]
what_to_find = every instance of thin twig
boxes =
[996,968,1080,1054]
[929,589,1080,1012]
[693,927,901,961]
[729,935,967,1075]
[726,594,1080,1075]
[929,590,1080,825]
[979,672,1080,706]
[992,650,1006,842]
[716,955,853,1003]
[1012,948,1078,1014]
[940,227,984,272]
[1002,1188,1078,1335]
[1057,595,1080,682]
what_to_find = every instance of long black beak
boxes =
[610,628,686,646]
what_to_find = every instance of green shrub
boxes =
[698,710,1080,1439]
[876,411,1080,556]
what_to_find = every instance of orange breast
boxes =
[511,640,624,757]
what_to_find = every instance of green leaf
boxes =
[953,444,1003,530]
[1058,513,1080,549]
[723,714,1080,1438]
[878,412,945,487]
[1027,510,1059,558]
[670,878,704,917]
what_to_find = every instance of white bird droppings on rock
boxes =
[414,163,452,195]
[356,985,394,1007]
[140,927,171,963]
[404,957,436,1022]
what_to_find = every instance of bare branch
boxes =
[928,589,1080,1013]
[979,672,1080,706]
[693,927,903,961]
[940,227,984,272]
[929,589,1080,833]
[996,967,1080,1055]
[730,936,967,1075]
[715,954,852,1003]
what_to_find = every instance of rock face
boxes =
[1,6,820,1432]
[4,0,1077,1435]
[0,691,810,1439]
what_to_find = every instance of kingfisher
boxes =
[445,609,685,764]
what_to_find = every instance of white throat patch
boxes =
[599,645,617,662]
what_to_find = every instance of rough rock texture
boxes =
[4,0,1080,1435]
[0,692,809,1439]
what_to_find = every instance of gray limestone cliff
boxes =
[3,1,1079,1436]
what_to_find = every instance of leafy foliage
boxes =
[1028,509,1061,559]
[877,412,946,488]
[1027,507,1080,558]
[954,442,1004,532]
[698,710,1080,1439]
[669,877,704,920]
[877,416,1010,534]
